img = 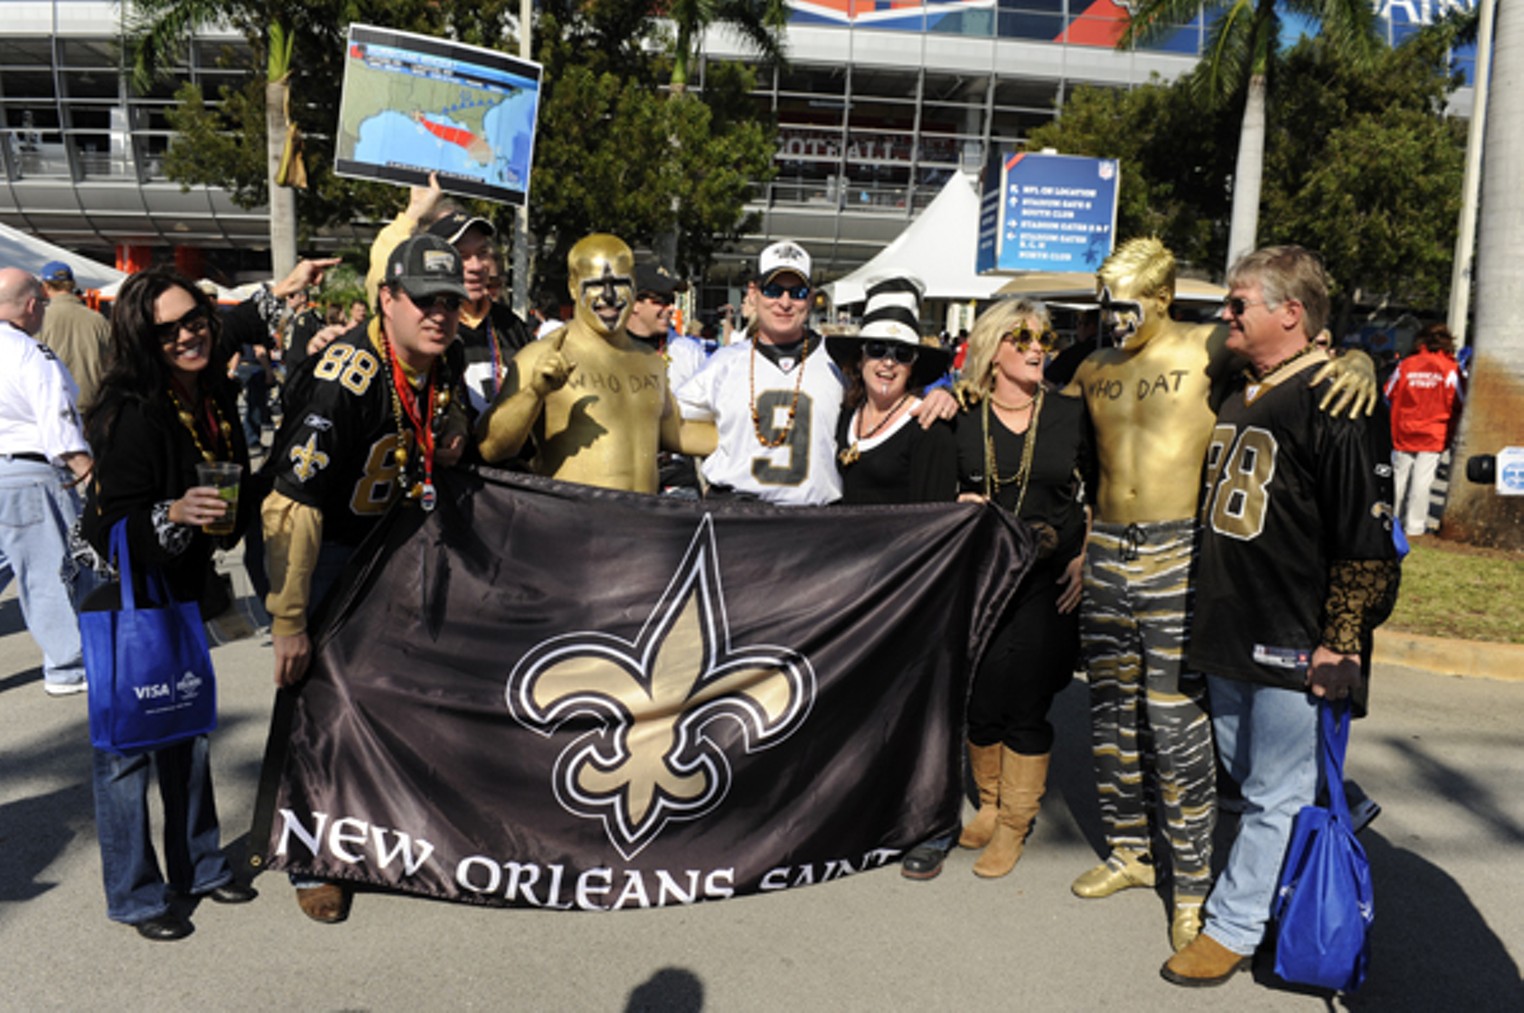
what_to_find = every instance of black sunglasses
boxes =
[760,282,810,301]
[1000,327,1056,351]
[1221,296,1270,317]
[154,307,210,344]
[404,290,464,313]
[863,340,919,365]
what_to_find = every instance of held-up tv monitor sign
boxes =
[335,25,541,206]
[977,151,1119,274]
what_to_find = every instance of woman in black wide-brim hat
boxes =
[827,276,956,506]
[828,275,962,881]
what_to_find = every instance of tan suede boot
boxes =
[957,741,1003,849]
[972,750,1049,878]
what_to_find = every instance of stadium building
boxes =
[0,0,1477,283]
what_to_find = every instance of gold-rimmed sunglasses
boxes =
[1000,327,1056,351]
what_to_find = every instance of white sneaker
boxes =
[44,680,87,696]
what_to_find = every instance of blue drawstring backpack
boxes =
[1272,701,1374,992]
[80,520,218,754]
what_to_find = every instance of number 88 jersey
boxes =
[267,329,411,547]
[1190,352,1396,683]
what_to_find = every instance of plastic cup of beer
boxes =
[195,461,242,536]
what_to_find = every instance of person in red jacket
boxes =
[1384,323,1464,537]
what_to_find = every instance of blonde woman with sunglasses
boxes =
[948,297,1094,881]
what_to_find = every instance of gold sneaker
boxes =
[1070,850,1156,899]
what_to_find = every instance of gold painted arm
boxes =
[1310,348,1377,418]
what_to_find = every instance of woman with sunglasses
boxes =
[827,277,956,506]
[950,297,1094,879]
[80,268,256,941]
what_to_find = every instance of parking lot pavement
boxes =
[2,589,1521,1011]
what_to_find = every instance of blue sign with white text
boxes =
[977,152,1119,274]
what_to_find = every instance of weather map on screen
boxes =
[335,25,541,205]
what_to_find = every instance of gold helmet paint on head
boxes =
[568,234,635,336]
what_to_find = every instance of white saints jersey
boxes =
[676,334,844,505]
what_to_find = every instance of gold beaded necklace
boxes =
[167,384,233,463]
[749,336,810,449]
[379,328,451,511]
[838,393,911,467]
[989,392,1037,412]
[982,386,1044,518]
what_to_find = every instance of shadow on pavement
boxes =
[625,966,705,1012]
[0,786,86,905]
[1338,829,1524,1009]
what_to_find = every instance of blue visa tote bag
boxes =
[1272,701,1374,992]
[81,520,217,754]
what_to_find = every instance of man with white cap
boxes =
[677,241,955,505]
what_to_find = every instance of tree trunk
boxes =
[266,78,297,279]
[1443,1,1524,548]
[1224,72,1266,274]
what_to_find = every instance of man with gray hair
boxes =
[1163,245,1399,987]
[0,267,94,694]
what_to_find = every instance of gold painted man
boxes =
[1064,236,1374,953]
[476,234,714,492]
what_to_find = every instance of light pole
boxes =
[513,0,532,316]
[1449,0,1495,346]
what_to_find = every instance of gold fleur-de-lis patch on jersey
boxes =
[506,516,815,859]
[289,434,330,482]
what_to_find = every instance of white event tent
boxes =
[825,171,1011,306]
[0,222,123,291]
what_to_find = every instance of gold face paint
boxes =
[568,233,635,336]
[477,232,717,493]
[1097,279,1167,353]
[1074,237,1225,524]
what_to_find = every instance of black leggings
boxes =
[966,554,1080,755]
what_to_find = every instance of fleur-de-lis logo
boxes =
[506,516,814,859]
[289,433,330,482]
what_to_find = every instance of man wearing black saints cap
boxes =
[365,173,533,415]
[263,234,473,924]
[627,262,708,495]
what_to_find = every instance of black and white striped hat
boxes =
[827,275,951,388]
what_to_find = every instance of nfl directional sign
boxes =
[977,151,1119,274]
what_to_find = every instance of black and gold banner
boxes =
[251,469,1033,910]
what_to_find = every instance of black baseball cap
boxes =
[427,211,495,245]
[635,262,688,298]
[384,235,468,302]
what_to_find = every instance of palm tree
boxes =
[655,1,789,270]
[664,0,789,96]
[1444,0,1524,549]
[128,1,301,277]
[1117,0,1381,274]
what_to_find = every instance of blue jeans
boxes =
[0,458,84,687]
[1202,676,1319,955]
[92,735,232,924]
